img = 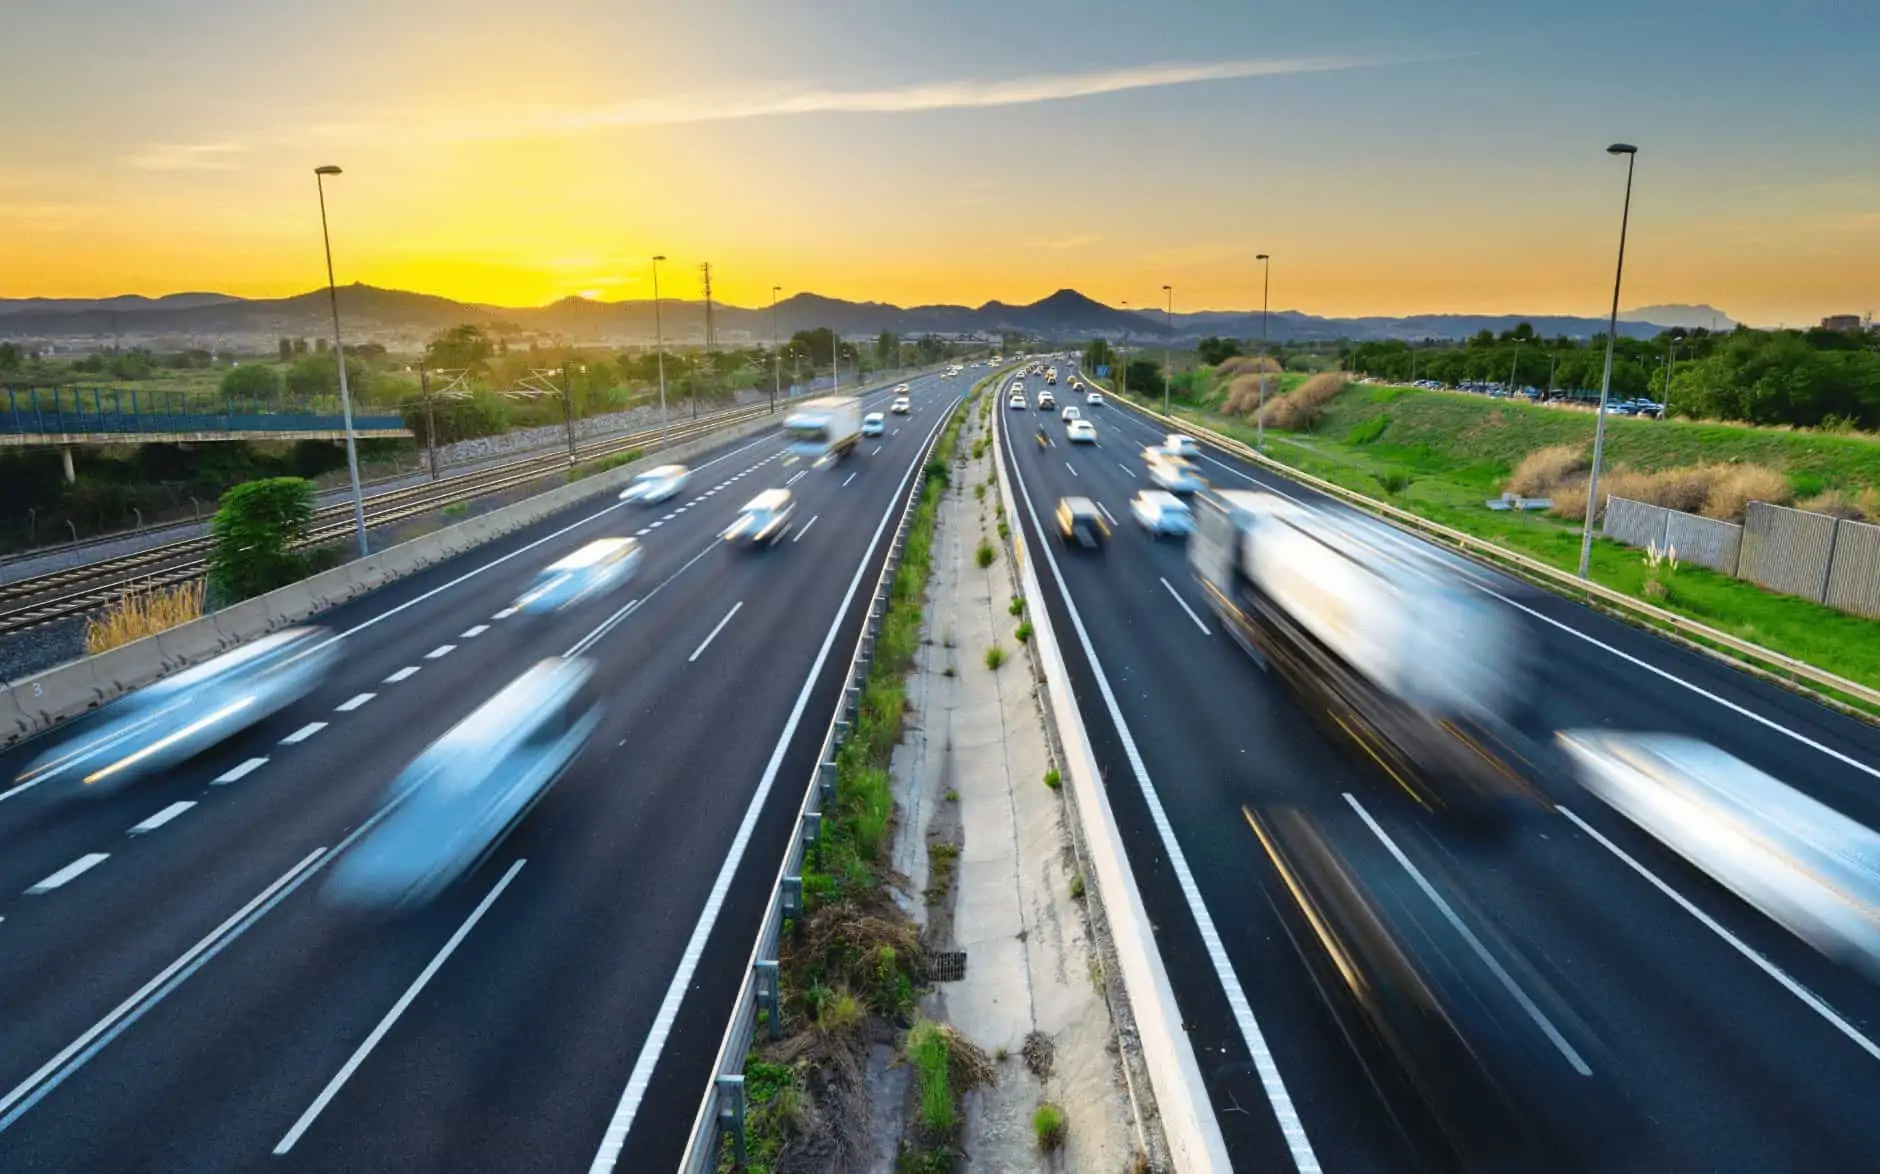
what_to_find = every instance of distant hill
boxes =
[0,284,1717,349]
[1619,304,1737,331]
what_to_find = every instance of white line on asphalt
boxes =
[1346,793,1592,1075]
[492,607,519,621]
[842,472,858,487]
[383,666,420,684]
[1118,462,1134,477]
[460,624,489,639]
[1559,805,1880,1062]
[425,644,455,659]
[688,601,745,664]
[1159,577,1212,635]
[213,757,268,785]
[280,722,327,745]
[1065,462,1078,477]
[273,859,527,1155]
[649,520,664,529]
[334,693,375,712]
[128,801,196,836]
[588,401,957,1173]
[786,470,806,486]
[661,512,676,521]
[561,531,721,661]
[1096,502,1119,528]
[793,515,819,543]
[998,406,1322,1173]
[871,445,883,455]
[26,853,109,894]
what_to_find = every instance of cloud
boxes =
[127,142,246,172]
[1024,233,1102,250]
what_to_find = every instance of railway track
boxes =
[0,403,773,636]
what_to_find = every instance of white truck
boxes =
[784,395,863,463]
[1190,488,1538,816]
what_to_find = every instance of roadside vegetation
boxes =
[85,581,206,654]
[205,477,319,605]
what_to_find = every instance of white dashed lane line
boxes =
[786,470,806,487]
[871,446,883,455]
[688,601,746,664]
[1066,462,1079,477]
[793,515,819,543]
[335,693,376,713]
[27,854,109,895]
[425,645,455,660]
[128,802,196,836]
[383,667,421,684]
[1161,576,1213,636]
[214,758,268,785]
[842,473,858,487]
[460,625,489,639]
[650,521,664,529]
[635,528,651,537]
[280,723,327,745]
[492,607,519,621]
[1096,502,1119,527]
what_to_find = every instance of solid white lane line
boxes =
[1159,577,1212,636]
[1118,462,1135,476]
[1065,462,1078,477]
[280,722,327,745]
[334,693,376,713]
[786,470,806,486]
[425,644,455,659]
[383,666,420,684]
[213,757,268,785]
[842,472,858,487]
[589,400,956,1172]
[460,624,489,639]
[492,606,519,620]
[128,801,196,836]
[1097,502,1119,528]
[273,859,527,1155]
[688,601,745,664]
[26,854,109,894]
[1559,805,1880,1062]
[1345,793,1591,1075]
[792,515,819,543]
[871,445,883,455]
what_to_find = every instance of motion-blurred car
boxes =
[324,658,602,910]
[1085,390,1104,407]
[890,395,911,414]
[724,488,796,545]
[1054,496,1109,549]
[1066,419,1097,444]
[1037,389,1056,411]
[893,383,910,394]
[16,627,337,794]
[1145,452,1207,494]
[1130,489,1193,537]
[1161,433,1200,458]
[515,537,642,614]
[861,412,886,437]
[618,463,690,505]
[1060,405,1082,424]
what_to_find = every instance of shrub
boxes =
[1256,373,1348,431]
[1216,354,1283,378]
[1008,597,1025,616]
[1345,415,1388,445]
[220,362,282,402]
[985,644,1005,670]
[1015,621,1033,643]
[206,477,316,603]
[86,581,205,654]
[1703,464,1793,521]
[1505,444,1587,497]
[568,447,642,481]
[1043,768,1061,790]
[1801,487,1880,521]
[1068,872,1085,900]
[975,542,995,568]
[1377,468,1414,496]
[907,1019,958,1134]
[1033,1102,1067,1152]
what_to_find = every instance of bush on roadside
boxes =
[1256,373,1348,431]
[206,477,316,603]
[1505,444,1587,497]
[1546,460,1794,523]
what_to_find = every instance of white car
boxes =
[894,383,910,394]
[1060,405,1082,424]
[1146,453,1207,494]
[890,395,911,414]
[618,464,690,504]
[724,489,796,545]
[1163,434,1201,458]
[862,412,886,437]
[1066,419,1097,444]
[516,537,643,614]
[1086,391,1105,407]
[1008,392,1026,410]
[1130,490,1194,537]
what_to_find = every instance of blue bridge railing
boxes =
[0,386,409,438]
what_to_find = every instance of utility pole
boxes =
[1257,254,1272,452]
[561,359,578,464]
[770,286,782,413]
[698,261,713,421]
[1579,144,1640,580]
[419,361,439,480]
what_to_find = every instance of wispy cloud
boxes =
[1024,233,1102,251]
[127,142,247,172]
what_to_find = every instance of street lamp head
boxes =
[314,165,342,176]
[1161,284,1171,292]
[1607,143,1638,156]
[1257,253,1270,261]
[652,254,666,262]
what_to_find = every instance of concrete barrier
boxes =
[0,685,32,744]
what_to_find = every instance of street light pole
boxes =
[418,360,438,480]
[770,286,782,413]
[1161,284,1173,415]
[1578,143,1640,580]
[1508,337,1525,397]
[1664,336,1680,416]
[313,165,368,558]
[652,255,668,449]
[560,359,578,464]
[1256,253,1271,452]
[1119,300,1130,399]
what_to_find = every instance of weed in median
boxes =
[1043,768,1061,790]
[985,644,1006,670]
[908,1019,958,1134]
[86,580,206,653]
[1068,872,1085,900]
[1008,596,1025,616]
[1033,1102,1067,1152]
[975,542,996,568]
[1015,621,1032,643]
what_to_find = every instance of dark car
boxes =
[1054,496,1109,549]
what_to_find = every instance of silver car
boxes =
[1130,489,1194,537]
[16,627,337,794]
[325,659,602,910]
[514,537,643,615]
[1145,452,1207,494]
[724,488,796,545]
[619,464,690,504]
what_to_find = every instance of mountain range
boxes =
[0,285,1726,349]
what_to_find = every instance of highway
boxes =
[0,372,959,1172]
[996,367,1880,1173]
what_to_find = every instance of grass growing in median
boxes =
[86,580,206,653]
[1033,1102,1067,1152]
[566,446,642,481]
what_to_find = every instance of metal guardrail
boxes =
[1102,384,1880,712]
[673,372,999,1172]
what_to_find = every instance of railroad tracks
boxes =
[0,404,772,636]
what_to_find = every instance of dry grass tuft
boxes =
[1257,373,1349,431]
[1701,464,1793,520]
[1546,461,1794,523]
[1222,373,1277,417]
[86,580,206,654]
[1216,354,1283,378]
[1504,444,1587,497]
[1799,489,1869,519]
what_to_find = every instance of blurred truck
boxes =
[1190,489,1538,816]
[784,395,863,464]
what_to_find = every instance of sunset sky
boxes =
[3,1,1875,325]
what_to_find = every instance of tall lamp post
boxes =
[1119,300,1130,398]
[313,165,368,558]
[1508,336,1526,397]
[1256,253,1271,452]
[1577,143,1640,580]
[1663,335,1681,416]
[770,286,782,412]
[651,255,668,448]
[1161,284,1173,414]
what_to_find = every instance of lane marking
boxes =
[1096,502,1119,528]
[561,529,722,659]
[383,667,420,684]
[1558,805,1880,1062]
[1159,577,1212,636]
[492,607,519,621]
[998,406,1322,1172]
[687,601,745,664]
[213,757,268,785]
[792,515,819,544]
[842,472,858,487]
[1118,462,1135,477]
[635,528,651,536]
[650,520,664,529]
[660,513,676,522]
[459,624,489,639]
[786,470,806,487]
[425,644,455,659]
[1345,793,1591,1074]
[128,801,196,836]
[26,853,109,894]
[1065,462,1078,477]
[871,445,883,455]
[589,398,957,1172]
[273,859,527,1154]
[334,693,375,713]
[280,722,327,745]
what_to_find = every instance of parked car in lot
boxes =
[1145,452,1207,494]
[724,488,796,546]
[1066,419,1097,444]
[862,412,886,437]
[515,537,643,614]
[618,464,689,504]
[1131,489,1194,537]
[1055,496,1109,549]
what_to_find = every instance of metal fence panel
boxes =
[1662,510,1743,575]
[1603,496,1669,550]
[1738,501,1838,602]
[1824,518,1880,619]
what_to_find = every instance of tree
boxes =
[1125,358,1161,393]
[789,327,836,367]
[278,337,294,362]
[220,363,282,402]
[284,353,371,400]
[875,330,898,366]
[1082,338,1115,373]
[1196,336,1243,366]
[0,342,20,371]
[425,325,495,373]
[206,477,316,603]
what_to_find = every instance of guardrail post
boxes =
[801,811,822,846]
[715,1074,747,1166]
[782,875,803,920]
[818,759,837,805]
[755,959,782,1040]
[843,683,860,721]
